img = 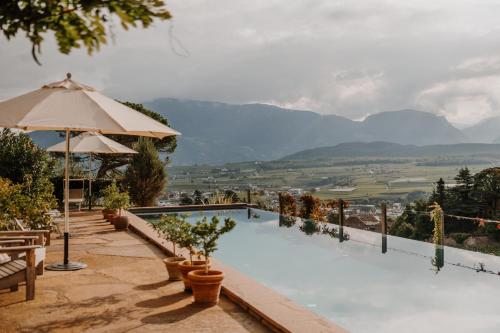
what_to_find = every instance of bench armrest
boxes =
[0,231,50,246]
[0,245,41,254]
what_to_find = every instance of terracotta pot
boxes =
[113,216,129,230]
[108,214,117,224]
[102,209,117,220]
[163,257,185,281]
[178,260,210,291]
[188,270,224,306]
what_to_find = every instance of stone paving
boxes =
[0,211,270,333]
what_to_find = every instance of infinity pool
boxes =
[141,208,500,333]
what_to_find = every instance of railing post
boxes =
[339,199,344,242]
[381,203,387,253]
[278,192,283,215]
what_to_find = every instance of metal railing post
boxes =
[339,199,344,242]
[381,203,387,253]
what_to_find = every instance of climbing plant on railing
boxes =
[429,202,443,245]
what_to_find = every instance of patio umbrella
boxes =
[46,132,137,210]
[0,73,180,271]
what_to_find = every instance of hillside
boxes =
[144,98,469,165]
[463,116,500,143]
[282,142,500,161]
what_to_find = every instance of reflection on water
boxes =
[278,214,296,228]
[278,215,350,241]
[382,234,387,254]
[299,218,320,235]
[431,245,445,273]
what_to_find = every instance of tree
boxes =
[436,178,445,206]
[389,205,416,238]
[0,130,56,230]
[0,129,54,187]
[193,190,204,205]
[0,1,171,65]
[411,199,433,240]
[454,167,474,201]
[224,190,240,203]
[473,167,500,217]
[124,137,166,206]
[95,102,176,178]
[191,216,236,274]
[152,214,191,257]
[180,193,194,205]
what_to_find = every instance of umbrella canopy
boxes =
[47,131,137,211]
[0,73,180,138]
[46,131,137,154]
[0,74,180,271]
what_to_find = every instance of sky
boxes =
[2,0,500,127]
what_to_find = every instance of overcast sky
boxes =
[2,0,500,126]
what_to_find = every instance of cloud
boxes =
[2,0,500,125]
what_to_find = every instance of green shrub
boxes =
[0,177,55,230]
[450,233,470,245]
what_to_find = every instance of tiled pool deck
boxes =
[0,211,270,333]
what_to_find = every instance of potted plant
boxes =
[109,190,130,230]
[102,182,119,221]
[177,222,206,292]
[187,216,236,306]
[152,214,188,281]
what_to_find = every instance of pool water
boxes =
[141,208,500,333]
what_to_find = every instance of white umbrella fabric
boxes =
[0,73,180,270]
[46,132,137,210]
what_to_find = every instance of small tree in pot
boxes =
[109,190,130,230]
[153,214,190,281]
[102,182,119,221]
[187,216,235,306]
[177,219,204,291]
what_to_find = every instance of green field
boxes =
[167,156,499,203]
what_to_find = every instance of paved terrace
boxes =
[0,211,270,333]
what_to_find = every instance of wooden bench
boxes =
[0,231,49,275]
[0,245,40,300]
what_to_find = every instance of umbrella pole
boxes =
[88,153,92,211]
[46,129,87,271]
[64,128,70,264]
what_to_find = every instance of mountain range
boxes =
[27,98,500,165]
[144,98,468,164]
[281,141,500,161]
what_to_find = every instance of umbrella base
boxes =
[46,262,87,271]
